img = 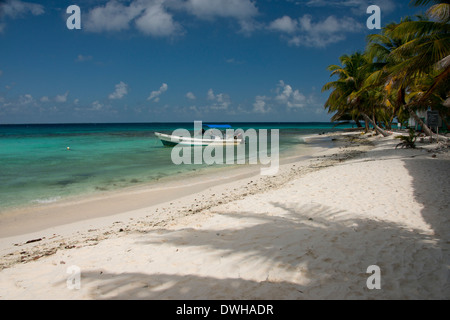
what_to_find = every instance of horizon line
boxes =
[0,121,345,126]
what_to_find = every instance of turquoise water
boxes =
[0,122,351,211]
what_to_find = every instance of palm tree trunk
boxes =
[363,119,369,132]
[387,114,395,130]
[405,105,433,137]
[361,112,391,137]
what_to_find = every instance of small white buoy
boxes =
[67,147,70,150]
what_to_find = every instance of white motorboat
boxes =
[155,124,243,147]
[155,132,243,147]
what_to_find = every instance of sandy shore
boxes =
[0,132,449,299]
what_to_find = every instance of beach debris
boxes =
[25,238,43,244]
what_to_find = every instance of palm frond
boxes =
[428,3,450,22]
[410,0,450,7]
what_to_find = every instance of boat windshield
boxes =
[203,124,232,129]
[200,124,233,139]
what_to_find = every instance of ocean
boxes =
[0,122,352,212]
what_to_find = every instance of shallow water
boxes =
[0,122,351,211]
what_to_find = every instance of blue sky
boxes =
[0,0,423,123]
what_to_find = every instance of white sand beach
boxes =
[0,132,449,299]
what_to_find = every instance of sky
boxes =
[0,0,423,124]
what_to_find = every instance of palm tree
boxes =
[365,18,438,137]
[322,53,390,136]
[322,54,363,127]
[409,67,450,128]
[389,1,450,135]
[323,1,449,137]
[411,0,450,23]
[390,17,449,102]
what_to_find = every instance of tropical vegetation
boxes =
[322,0,450,138]
[395,128,418,148]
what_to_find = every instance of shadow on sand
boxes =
[68,198,447,299]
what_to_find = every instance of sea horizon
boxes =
[0,121,348,125]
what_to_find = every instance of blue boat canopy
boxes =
[203,124,232,128]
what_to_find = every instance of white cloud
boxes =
[55,91,69,103]
[253,95,271,114]
[148,83,168,102]
[84,0,260,37]
[135,2,182,37]
[0,0,44,33]
[186,92,196,100]
[207,88,216,101]
[269,14,363,48]
[225,58,245,65]
[275,80,307,108]
[109,81,128,100]
[40,96,49,102]
[91,101,103,111]
[0,0,44,18]
[251,81,319,115]
[237,19,262,36]
[178,0,260,35]
[266,8,365,48]
[84,0,142,32]
[306,0,395,15]
[182,0,258,20]
[206,88,230,110]
[84,0,182,37]
[75,54,93,62]
[300,14,361,34]
[18,94,34,105]
[267,16,298,34]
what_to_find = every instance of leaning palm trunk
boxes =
[361,112,391,137]
[364,119,370,132]
[405,104,434,137]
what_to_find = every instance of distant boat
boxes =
[155,124,243,147]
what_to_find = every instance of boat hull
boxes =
[155,132,242,147]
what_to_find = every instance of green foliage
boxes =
[395,128,417,149]
[322,1,449,136]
